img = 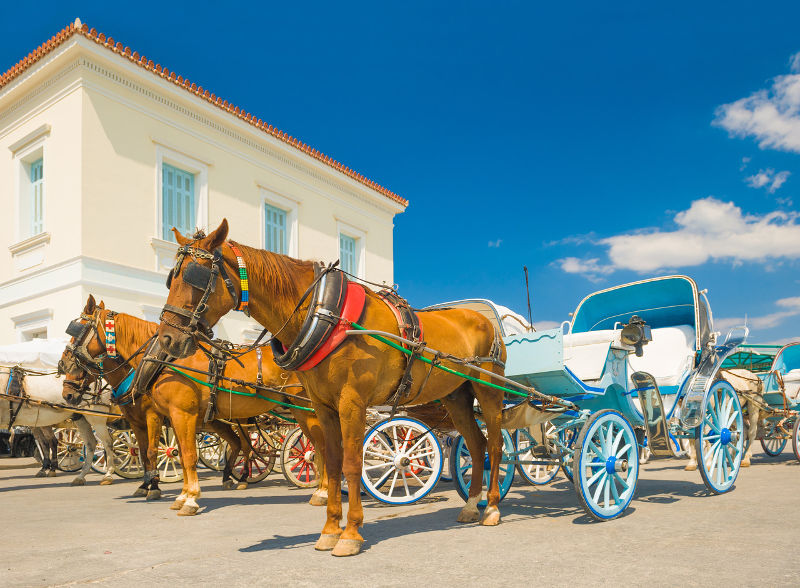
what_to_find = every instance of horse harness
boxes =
[3,367,27,428]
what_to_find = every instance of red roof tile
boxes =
[0,19,407,207]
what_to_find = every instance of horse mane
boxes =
[231,241,312,301]
[113,312,158,354]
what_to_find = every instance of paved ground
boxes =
[2,449,799,587]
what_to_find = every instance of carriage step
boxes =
[631,371,679,459]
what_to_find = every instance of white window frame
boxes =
[260,189,299,258]
[13,137,48,243]
[336,220,366,279]
[155,145,208,243]
[11,308,52,343]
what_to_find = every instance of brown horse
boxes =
[60,295,328,514]
[154,219,506,556]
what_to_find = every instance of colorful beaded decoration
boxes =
[104,316,118,358]
[228,242,249,315]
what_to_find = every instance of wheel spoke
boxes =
[592,471,607,504]
[615,443,632,459]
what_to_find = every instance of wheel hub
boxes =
[720,428,732,445]
[166,447,179,458]
[605,456,616,474]
[393,454,411,471]
[304,450,315,463]
[129,448,138,456]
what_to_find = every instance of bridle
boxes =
[160,242,249,341]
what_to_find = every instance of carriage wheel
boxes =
[695,381,744,494]
[261,421,294,473]
[514,426,559,485]
[792,418,800,463]
[54,427,84,472]
[231,427,276,484]
[281,427,319,488]
[361,417,443,504]
[760,436,787,456]
[197,433,227,471]
[156,427,184,483]
[109,429,144,479]
[559,426,580,483]
[573,410,639,521]
[450,428,514,508]
[87,430,109,474]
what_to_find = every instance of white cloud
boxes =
[488,239,502,248]
[739,156,751,171]
[714,296,800,333]
[533,320,560,331]
[715,55,800,152]
[556,197,800,277]
[745,168,790,192]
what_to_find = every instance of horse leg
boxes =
[169,410,201,516]
[295,412,328,506]
[44,427,59,477]
[71,415,96,486]
[441,383,486,523]
[129,420,151,497]
[31,428,50,477]
[742,402,759,468]
[207,420,241,490]
[471,379,504,526]
[145,412,164,500]
[88,417,116,484]
[331,397,367,557]
[312,403,344,552]
[685,439,697,471]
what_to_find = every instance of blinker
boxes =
[183,261,215,292]
[66,319,87,339]
[166,268,174,289]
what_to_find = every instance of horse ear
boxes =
[204,218,229,251]
[98,300,106,310]
[85,295,96,313]
[172,228,192,246]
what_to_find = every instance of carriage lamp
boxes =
[621,315,652,357]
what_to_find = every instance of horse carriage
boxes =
[484,275,748,520]
[751,343,800,461]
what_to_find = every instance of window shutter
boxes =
[264,203,287,254]
[30,158,44,236]
[162,164,195,241]
[339,234,356,275]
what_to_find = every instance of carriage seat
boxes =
[627,325,695,391]
[563,329,622,382]
[783,370,800,403]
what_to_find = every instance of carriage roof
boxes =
[772,342,800,374]
[0,339,67,370]
[422,299,531,337]
[569,275,712,350]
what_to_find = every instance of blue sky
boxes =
[3,2,800,343]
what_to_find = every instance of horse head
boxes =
[157,219,238,358]
[60,295,106,405]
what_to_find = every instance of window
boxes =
[29,158,44,236]
[161,163,195,241]
[339,234,356,275]
[264,203,287,254]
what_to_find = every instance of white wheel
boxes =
[54,427,83,472]
[156,427,183,483]
[515,425,560,485]
[695,381,744,494]
[88,430,108,474]
[109,429,144,479]
[361,417,443,504]
[197,433,227,471]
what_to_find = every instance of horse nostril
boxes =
[160,334,172,350]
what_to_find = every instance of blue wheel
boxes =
[514,426,559,485]
[360,417,443,505]
[695,380,744,494]
[573,410,639,521]
[760,436,787,456]
[450,429,514,508]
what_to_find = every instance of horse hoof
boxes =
[331,538,364,557]
[684,463,697,472]
[457,508,481,523]
[133,487,148,497]
[236,482,248,491]
[71,477,86,486]
[308,492,328,507]
[146,489,162,501]
[314,533,342,551]
[47,470,58,478]
[177,504,199,516]
[35,470,47,478]
[222,479,236,490]
[741,458,751,468]
[481,506,501,526]
[100,477,114,486]
[170,499,185,510]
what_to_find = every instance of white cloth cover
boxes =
[563,329,621,382]
[784,370,800,402]
[0,339,68,370]
[494,304,532,337]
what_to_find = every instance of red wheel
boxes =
[281,427,319,488]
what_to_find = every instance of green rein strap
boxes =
[164,365,314,416]
[348,322,529,399]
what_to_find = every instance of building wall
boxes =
[0,37,403,344]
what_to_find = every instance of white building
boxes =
[0,19,407,344]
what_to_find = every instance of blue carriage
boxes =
[755,343,800,460]
[485,275,746,520]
